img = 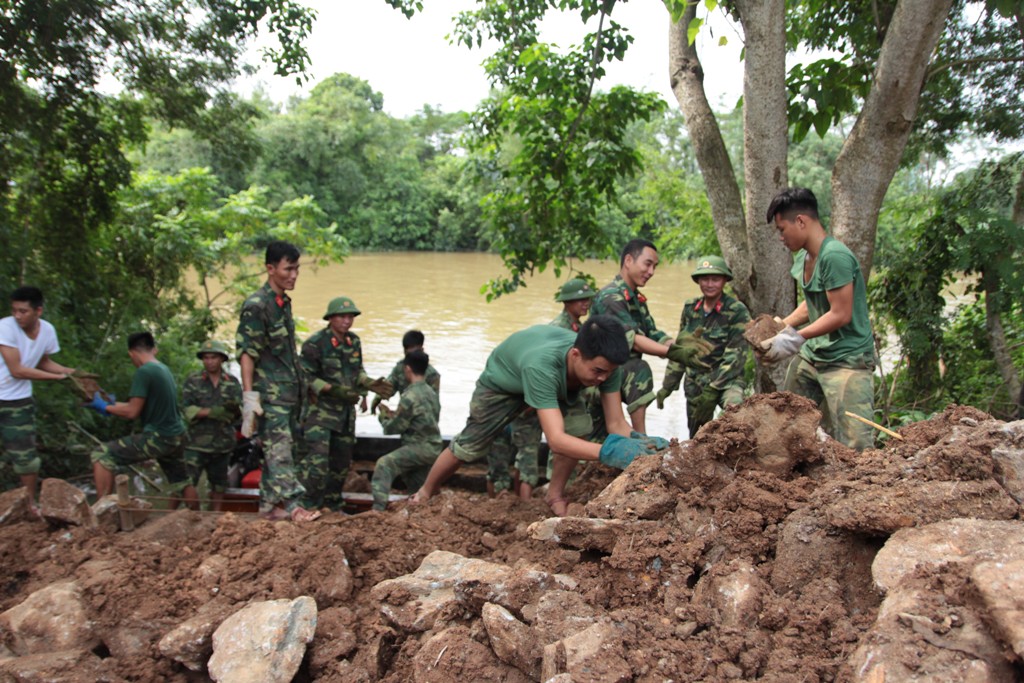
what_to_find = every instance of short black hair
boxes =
[404,348,430,376]
[265,240,300,265]
[620,239,657,267]
[10,286,43,309]
[766,187,820,224]
[574,314,629,365]
[402,329,425,351]
[127,331,156,351]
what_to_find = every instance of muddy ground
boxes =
[1,394,1023,682]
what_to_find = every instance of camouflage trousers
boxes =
[487,414,542,490]
[300,421,354,510]
[91,432,191,493]
[184,448,230,492]
[620,357,656,414]
[785,355,875,451]
[450,385,530,464]
[257,402,306,511]
[371,441,440,511]
[0,399,39,475]
[683,378,745,438]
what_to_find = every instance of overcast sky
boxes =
[235,1,745,117]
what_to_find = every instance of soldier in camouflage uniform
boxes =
[181,340,241,511]
[489,278,597,497]
[656,257,750,437]
[371,349,442,511]
[299,296,393,511]
[88,332,198,509]
[1,286,76,508]
[236,241,319,522]
[371,330,440,415]
[591,239,713,434]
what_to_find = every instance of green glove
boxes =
[666,335,715,369]
[630,431,670,451]
[366,377,395,399]
[207,406,228,422]
[655,388,672,410]
[598,434,654,469]
[690,391,719,426]
[329,385,361,405]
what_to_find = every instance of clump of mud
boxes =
[2,397,1023,682]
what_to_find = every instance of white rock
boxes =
[208,596,317,683]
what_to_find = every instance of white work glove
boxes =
[759,325,806,363]
[241,390,264,438]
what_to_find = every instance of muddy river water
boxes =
[232,251,707,440]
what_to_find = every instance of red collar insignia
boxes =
[275,294,285,307]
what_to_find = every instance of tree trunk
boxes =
[831,0,955,277]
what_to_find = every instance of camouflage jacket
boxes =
[378,381,442,448]
[236,282,302,405]
[662,293,751,394]
[549,309,581,332]
[385,359,441,396]
[590,274,669,357]
[301,327,369,430]
[182,371,242,453]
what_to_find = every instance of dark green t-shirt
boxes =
[477,325,622,410]
[791,236,874,364]
[130,361,185,437]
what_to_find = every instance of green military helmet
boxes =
[555,278,597,302]
[197,340,230,361]
[323,296,362,319]
[691,255,734,282]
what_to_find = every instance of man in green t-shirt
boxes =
[87,331,198,508]
[760,187,876,450]
[410,315,658,515]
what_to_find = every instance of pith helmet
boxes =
[556,278,596,302]
[691,256,734,282]
[197,340,230,360]
[323,296,361,319]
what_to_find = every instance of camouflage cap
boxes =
[691,256,734,282]
[324,296,361,319]
[197,340,230,360]
[555,278,597,302]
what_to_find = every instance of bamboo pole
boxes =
[115,474,134,532]
[844,411,904,441]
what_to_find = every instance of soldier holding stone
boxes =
[300,296,393,511]
[656,256,750,437]
[181,340,241,511]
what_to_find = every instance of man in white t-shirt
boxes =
[0,287,75,506]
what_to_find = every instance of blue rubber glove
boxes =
[598,434,652,469]
[631,431,670,450]
[86,391,111,416]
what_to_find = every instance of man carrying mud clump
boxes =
[236,241,320,522]
[656,256,750,437]
[761,187,876,450]
[299,296,393,511]
[410,315,662,517]
[591,239,714,434]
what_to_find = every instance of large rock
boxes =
[585,452,676,520]
[208,596,317,683]
[990,420,1024,503]
[0,580,99,655]
[0,649,107,681]
[847,585,1015,682]
[692,559,767,629]
[371,551,510,632]
[454,563,577,616]
[971,559,1024,659]
[826,480,1018,535]
[158,601,236,672]
[541,619,634,683]
[528,517,629,553]
[0,487,34,525]
[525,590,601,646]
[482,602,542,680]
[412,626,532,683]
[38,478,95,527]
[873,519,1024,593]
[91,494,152,531]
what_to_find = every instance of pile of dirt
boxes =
[1,395,1023,682]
